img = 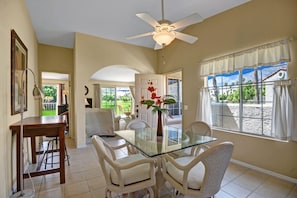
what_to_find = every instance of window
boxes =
[167,78,182,117]
[207,62,288,137]
[42,85,57,116]
[101,87,133,115]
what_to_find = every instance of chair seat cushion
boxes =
[166,156,205,190]
[111,154,152,186]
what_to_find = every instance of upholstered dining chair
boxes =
[170,120,212,158]
[124,119,151,154]
[44,111,70,169]
[95,118,149,156]
[125,119,151,130]
[161,142,234,198]
[92,135,156,198]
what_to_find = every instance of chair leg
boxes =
[44,140,51,169]
[44,137,70,168]
[65,144,70,166]
[106,189,111,198]
[147,187,154,198]
[51,138,57,168]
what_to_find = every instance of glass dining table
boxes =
[115,126,217,157]
[115,126,217,197]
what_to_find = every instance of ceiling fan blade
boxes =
[126,32,153,40]
[171,13,203,30]
[154,42,163,50]
[136,13,160,27]
[175,31,198,44]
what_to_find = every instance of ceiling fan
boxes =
[127,0,203,50]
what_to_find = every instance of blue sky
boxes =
[207,62,287,86]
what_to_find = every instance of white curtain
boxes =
[200,55,234,76]
[129,86,135,113]
[93,84,101,108]
[271,80,296,141]
[129,86,135,100]
[196,88,212,125]
[201,39,291,76]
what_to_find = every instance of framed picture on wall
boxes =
[11,29,28,115]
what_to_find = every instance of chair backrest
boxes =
[125,119,150,130]
[86,108,115,137]
[199,142,234,197]
[187,120,212,136]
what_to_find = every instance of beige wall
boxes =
[158,0,297,179]
[74,33,157,147]
[0,0,39,197]
[38,44,75,137]
[39,44,73,74]
[1,1,296,196]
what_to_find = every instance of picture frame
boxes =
[11,29,28,115]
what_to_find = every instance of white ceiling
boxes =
[90,66,139,83]
[26,0,250,81]
[42,72,69,80]
[25,0,250,49]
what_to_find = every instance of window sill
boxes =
[212,127,289,143]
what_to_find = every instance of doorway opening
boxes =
[166,70,182,128]
[41,72,70,116]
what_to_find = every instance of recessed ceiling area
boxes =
[25,0,250,49]
[33,1,251,82]
[42,72,69,80]
[90,66,139,82]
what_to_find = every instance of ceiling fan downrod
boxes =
[161,0,165,20]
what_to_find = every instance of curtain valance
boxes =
[200,39,291,76]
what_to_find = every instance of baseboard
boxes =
[10,182,17,197]
[231,159,297,184]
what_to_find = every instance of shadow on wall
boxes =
[211,103,273,136]
[212,103,239,131]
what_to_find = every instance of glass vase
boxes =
[157,110,163,136]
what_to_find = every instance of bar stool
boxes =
[44,112,70,169]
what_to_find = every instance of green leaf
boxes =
[163,98,176,104]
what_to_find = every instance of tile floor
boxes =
[23,137,297,198]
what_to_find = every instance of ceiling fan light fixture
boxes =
[153,30,175,46]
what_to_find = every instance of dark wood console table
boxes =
[10,116,66,191]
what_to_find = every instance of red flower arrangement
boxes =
[140,81,176,113]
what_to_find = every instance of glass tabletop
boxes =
[115,126,217,157]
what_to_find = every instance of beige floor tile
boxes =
[224,162,248,181]
[90,187,106,198]
[87,176,106,191]
[232,169,269,191]
[287,184,297,198]
[253,177,295,198]
[214,190,236,198]
[64,181,90,197]
[246,192,266,198]
[65,171,86,184]
[222,182,252,198]
[69,191,92,198]
[221,177,233,187]
[39,175,63,192]
[37,187,64,198]
[24,177,42,193]
[82,168,103,180]
[32,138,297,198]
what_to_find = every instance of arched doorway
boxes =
[85,65,139,129]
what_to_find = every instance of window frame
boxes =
[100,86,133,115]
[206,62,288,138]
